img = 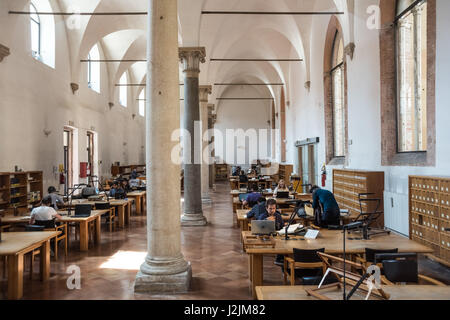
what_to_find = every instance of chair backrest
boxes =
[293,248,325,263]
[95,202,111,210]
[365,248,399,263]
[375,253,419,283]
[33,220,55,229]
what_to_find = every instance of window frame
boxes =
[394,0,428,154]
[330,30,346,159]
[30,2,41,59]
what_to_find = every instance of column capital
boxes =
[0,44,10,62]
[199,85,212,102]
[179,47,206,78]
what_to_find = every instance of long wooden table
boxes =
[66,199,132,228]
[127,191,146,215]
[255,285,450,300]
[243,230,434,298]
[0,231,60,299]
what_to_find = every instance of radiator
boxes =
[383,191,409,237]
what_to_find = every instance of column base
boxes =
[134,265,192,294]
[181,213,208,226]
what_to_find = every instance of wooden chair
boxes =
[374,253,445,286]
[44,223,68,260]
[95,203,115,232]
[283,248,327,286]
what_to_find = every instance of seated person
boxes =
[121,179,132,193]
[273,179,289,197]
[30,196,63,228]
[130,169,138,180]
[246,196,267,220]
[47,186,64,210]
[239,170,248,183]
[109,182,119,197]
[258,198,284,231]
[310,185,340,227]
[247,169,257,179]
[242,192,262,208]
[232,166,241,177]
[129,178,140,189]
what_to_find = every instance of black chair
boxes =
[375,253,445,286]
[284,248,334,285]
[356,248,399,269]
[95,202,115,232]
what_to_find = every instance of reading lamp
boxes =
[282,199,311,241]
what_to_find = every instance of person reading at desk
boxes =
[310,185,340,227]
[47,186,64,210]
[273,179,289,197]
[257,198,284,231]
[242,192,262,208]
[30,196,63,227]
[239,170,248,183]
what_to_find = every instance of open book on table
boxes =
[277,223,305,235]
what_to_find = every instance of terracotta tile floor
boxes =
[1,182,449,300]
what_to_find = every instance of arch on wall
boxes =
[323,15,348,165]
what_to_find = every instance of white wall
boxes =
[214,86,271,169]
[0,0,145,192]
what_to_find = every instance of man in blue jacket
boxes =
[310,185,340,227]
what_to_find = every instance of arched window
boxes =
[88,44,100,93]
[396,0,428,152]
[30,3,41,59]
[139,90,145,117]
[30,0,55,68]
[119,72,128,107]
[331,30,345,158]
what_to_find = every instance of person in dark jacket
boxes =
[246,196,266,220]
[258,198,284,231]
[310,185,340,227]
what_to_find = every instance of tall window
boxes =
[139,90,145,117]
[396,0,427,152]
[119,72,127,107]
[88,44,100,93]
[30,3,40,59]
[331,30,345,158]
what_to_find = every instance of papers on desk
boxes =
[304,229,320,239]
[277,224,304,236]
[340,209,350,216]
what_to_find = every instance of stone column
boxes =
[179,47,207,226]
[208,104,216,189]
[135,0,191,293]
[199,86,212,203]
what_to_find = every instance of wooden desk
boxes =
[127,191,146,215]
[1,215,32,226]
[255,285,450,301]
[67,200,131,228]
[243,230,433,298]
[58,210,108,251]
[0,231,59,299]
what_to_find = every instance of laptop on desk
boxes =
[74,204,92,217]
[276,191,290,199]
[251,220,276,236]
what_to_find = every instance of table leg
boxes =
[40,240,50,281]
[79,221,89,251]
[135,196,142,215]
[95,216,101,244]
[7,254,24,300]
[251,254,263,299]
[126,203,131,225]
[118,205,125,228]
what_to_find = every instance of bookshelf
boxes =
[111,164,146,177]
[215,163,229,181]
[332,169,385,227]
[0,171,43,214]
[409,176,450,264]
[278,164,293,183]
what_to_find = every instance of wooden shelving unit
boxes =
[278,163,293,183]
[409,176,450,264]
[333,169,385,227]
[111,164,146,177]
[215,163,229,181]
[0,171,43,214]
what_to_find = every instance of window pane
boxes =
[397,2,427,152]
[139,90,145,117]
[120,73,127,107]
[88,45,100,93]
[332,67,345,157]
[31,21,40,55]
[332,31,344,69]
